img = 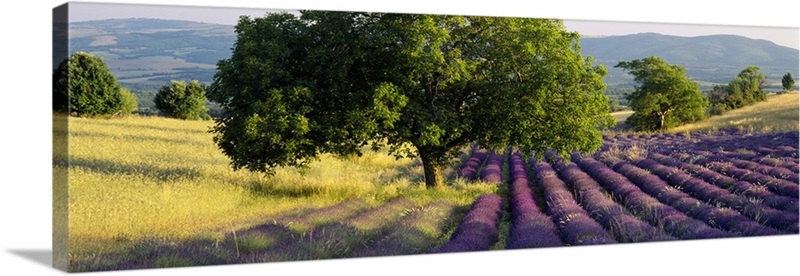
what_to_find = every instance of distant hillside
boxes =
[580,33,799,88]
[66,19,799,104]
[67,18,236,87]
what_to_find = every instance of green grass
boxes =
[58,114,497,271]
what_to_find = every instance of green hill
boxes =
[65,18,799,109]
[668,91,799,133]
[66,18,236,86]
[580,33,799,88]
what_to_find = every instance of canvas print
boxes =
[52,1,800,273]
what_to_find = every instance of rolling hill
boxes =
[580,33,799,88]
[65,18,799,100]
[66,18,236,87]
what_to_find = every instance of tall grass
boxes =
[60,115,497,268]
[670,91,799,133]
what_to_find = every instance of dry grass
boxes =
[611,110,634,124]
[59,114,497,268]
[670,91,799,133]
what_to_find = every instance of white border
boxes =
[0,1,797,276]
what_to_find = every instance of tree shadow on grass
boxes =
[377,149,472,185]
[245,181,326,199]
[65,199,464,272]
[378,157,425,184]
[86,119,211,135]
[69,130,209,148]
[54,156,201,182]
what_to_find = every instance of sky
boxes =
[67,1,800,50]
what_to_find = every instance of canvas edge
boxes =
[52,2,70,272]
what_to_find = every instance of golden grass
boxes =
[611,110,634,124]
[669,91,799,133]
[59,115,496,262]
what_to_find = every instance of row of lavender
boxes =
[599,129,798,232]
[602,129,798,201]
[436,130,798,253]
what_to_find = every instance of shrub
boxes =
[53,51,136,117]
[709,103,728,116]
[154,80,209,120]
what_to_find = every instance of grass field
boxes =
[610,110,634,124]
[57,115,496,271]
[609,91,798,133]
[670,91,799,133]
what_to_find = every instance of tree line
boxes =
[53,51,210,120]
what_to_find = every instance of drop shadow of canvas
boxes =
[7,249,53,268]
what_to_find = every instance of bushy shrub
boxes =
[154,80,209,120]
[119,88,138,115]
[53,51,137,117]
[709,103,728,116]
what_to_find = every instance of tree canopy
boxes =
[616,56,708,131]
[53,51,137,117]
[707,66,768,114]
[209,11,614,188]
[725,66,766,109]
[782,72,796,91]
[154,80,209,120]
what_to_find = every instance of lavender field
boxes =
[447,129,799,250]
[69,126,799,271]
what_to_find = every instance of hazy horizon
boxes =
[69,2,800,50]
[68,2,799,50]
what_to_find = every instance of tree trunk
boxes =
[420,151,445,189]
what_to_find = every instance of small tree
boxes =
[53,51,135,116]
[154,80,209,120]
[119,87,138,115]
[616,56,708,131]
[726,66,766,109]
[608,99,623,112]
[707,84,729,116]
[782,72,796,91]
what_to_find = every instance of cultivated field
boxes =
[58,115,496,271]
[58,92,800,271]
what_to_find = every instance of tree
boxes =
[209,12,613,189]
[782,72,796,91]
[154,80,209,120]
[119,87,138,115]
[53,51,135,117]
[707,84,729,116]
[725,66,766,109]
[616,56,708,131]
[708,66,768,111]
[608,99,624,112]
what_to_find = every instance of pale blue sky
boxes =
[69,1,799,50]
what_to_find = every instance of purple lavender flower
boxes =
[432,194,503,253]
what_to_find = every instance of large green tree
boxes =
[617,56,708,131]
[209,11,613,188]
[53,51,137,117]
[154,80,209,120]
[782,72,795,91]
